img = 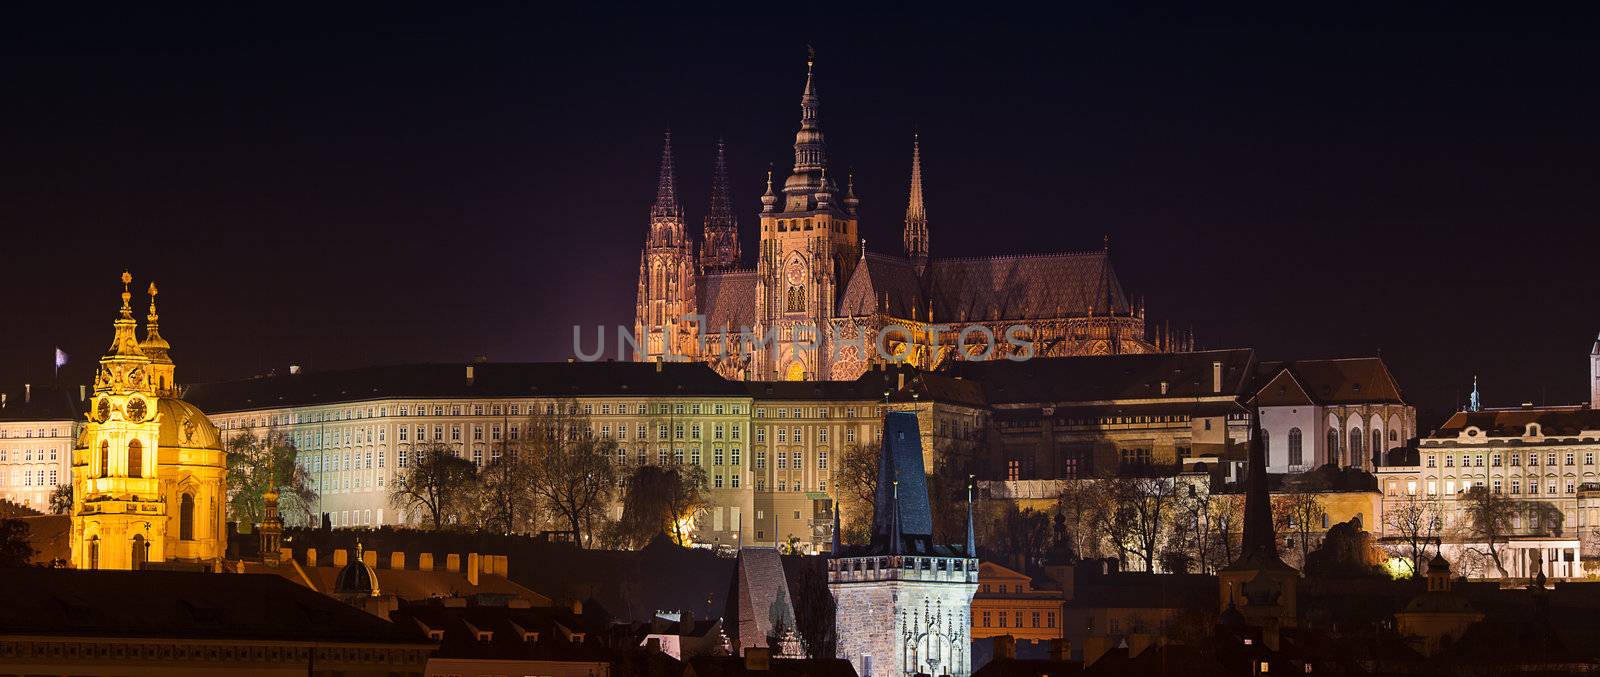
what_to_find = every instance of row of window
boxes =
[0,468,56,487]
[753,451,828,470]
[0,428,61,439]
[232,401,751,429]
[1409,478,1584,496]
[754,426,861,444]
[0,448,59,462]
[1427,451,1595,468]
[978,610,1056,629]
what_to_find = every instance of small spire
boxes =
[965,474,976,558]
[889,480,903,555]
[843,167,860,211]
[106,271,144,359]
[904,134,928,272]
[1468,376,1482,412]
[146,282,159,323]
[119,271,133,317]
[761,163,778,212]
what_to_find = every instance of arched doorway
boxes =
[784,361,805,381]
[88,536,99,570]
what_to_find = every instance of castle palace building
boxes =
[70,273,227,570]
[635,56,1180,382]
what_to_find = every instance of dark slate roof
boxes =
[837,252,925,318]
[1434,406,1600,437]
[945,349,1257,406]
[1255,358,1405,406]
[184,361,747,413]
[0,383,83,421]
[927,251,1129,322]
[1068,573,1219,610]
[747,365,987,408]
[0,568,431,645]
[685,655,858,677]
[723,547,794,653]
[868,412,939,555]
[836,250,1130,323]
[390,602,621,662]
[700,269,758,332]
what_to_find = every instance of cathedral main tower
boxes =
[753,54,860,380]
[71,273,227,570]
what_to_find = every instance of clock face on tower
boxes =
[96,398,111,423]
[786,259,805,286]
[126,397,147,422]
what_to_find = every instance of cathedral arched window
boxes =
[1373,429,1384,457]
[1350,427,1364,466]
[786,285,805,312]
[99,440,109,478]
[1327,429,1340,465]
[127,439,142,478]
[180,493,196,541]
[1288,428,1303,466]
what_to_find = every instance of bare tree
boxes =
[1272,491,1327,569]
[390,443,477,530]
[1097,475,1176,572]
[1458,485,1517,577]
[473,444,539,534]
[0,519,36,568]
[1057,478,1108,561]
[1384,491,1444,578]
[523,398,619,548]
[1209,492,1244,569]
[834,442,879,544]
[225,427,318,527]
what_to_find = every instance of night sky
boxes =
[3,4,1595,429]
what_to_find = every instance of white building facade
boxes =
[0,384,81,512]
[1256,358,1416,474]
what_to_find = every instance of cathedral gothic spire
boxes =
[635,131,698,362]
[700,140,742,271]
[652,131,683,221]
[904,133,929,272]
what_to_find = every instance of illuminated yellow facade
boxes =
[71,273,227,570]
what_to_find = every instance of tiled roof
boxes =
[685,655,859,677]
[1433,406,1600,437]
[946,349,1257,406]
[871,412,937,554]
[390,603,622,662]
[0,384,83,421]
[700,270,758,332]
[724,547,793,652]
[926,251,1129,322]
[184,361,748,413]
[1255,358,1405,406]
[0,568,432,645]
[837,253,924,318]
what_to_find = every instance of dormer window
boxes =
[1526,423,1542,437]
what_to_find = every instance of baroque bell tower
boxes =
[754,52,860,380]
[72,272,167,570]
[635,132,700,361]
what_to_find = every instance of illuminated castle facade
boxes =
[636,56,1180,381]
[70,273,227,570]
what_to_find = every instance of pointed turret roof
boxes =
[869,411,934,555]
[140,282,172,365]
[1224,399,1295,572]
[904,133,929,269]
[652,131,682,219]
[106,271,146,360]
[706,140,734,226]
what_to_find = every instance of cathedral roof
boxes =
[185,361,747,413]
[925,250,1129,322]
[837,252,924,317]
[698,269,758,331]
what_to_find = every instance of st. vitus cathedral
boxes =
[635,55,1185,381]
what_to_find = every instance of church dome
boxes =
[334,544,381,597]
[156,398,223,451]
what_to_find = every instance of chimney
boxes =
[447,553,461,572]
[305,549,318,567]
[681,610,696,636]
[994,635,1016,660]
[646,637,662,653]
[1211,361,1223,393]
[467,553,480,586]
[498,554,510,577]
[897,372,905,391]
[655,357,663,373]
[362,549,377,567]
[333,549,348,567]
[79,385,86,401]
[278,547,293,563]
[418,552,434,571]
[24,384,31,404]
[1,393,6,408]
[1159,381,1169,395]
[390,551,406,569]
[466,365,476,385]
[289,364,301,375]
[571,599,584,615]
[1049,638,1071,661]
[745,646,771,671]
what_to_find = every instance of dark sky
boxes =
[3,3,1596,429]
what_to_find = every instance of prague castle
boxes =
[636,55,1183,382]
[69,273,227,570]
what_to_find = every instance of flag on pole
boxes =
[54,347,68,375]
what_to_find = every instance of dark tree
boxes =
[617,464,712,548]
[48,484,72,515]
[834,442,879,544]
[225,427,318,526]
[1458,485,1517,577]
[390,443,478,530]
[790,558,837,659]
[0,519,36,567]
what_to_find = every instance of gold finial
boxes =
[806,45,815,71]
[146,282,159,321]
[119,271,133,310]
